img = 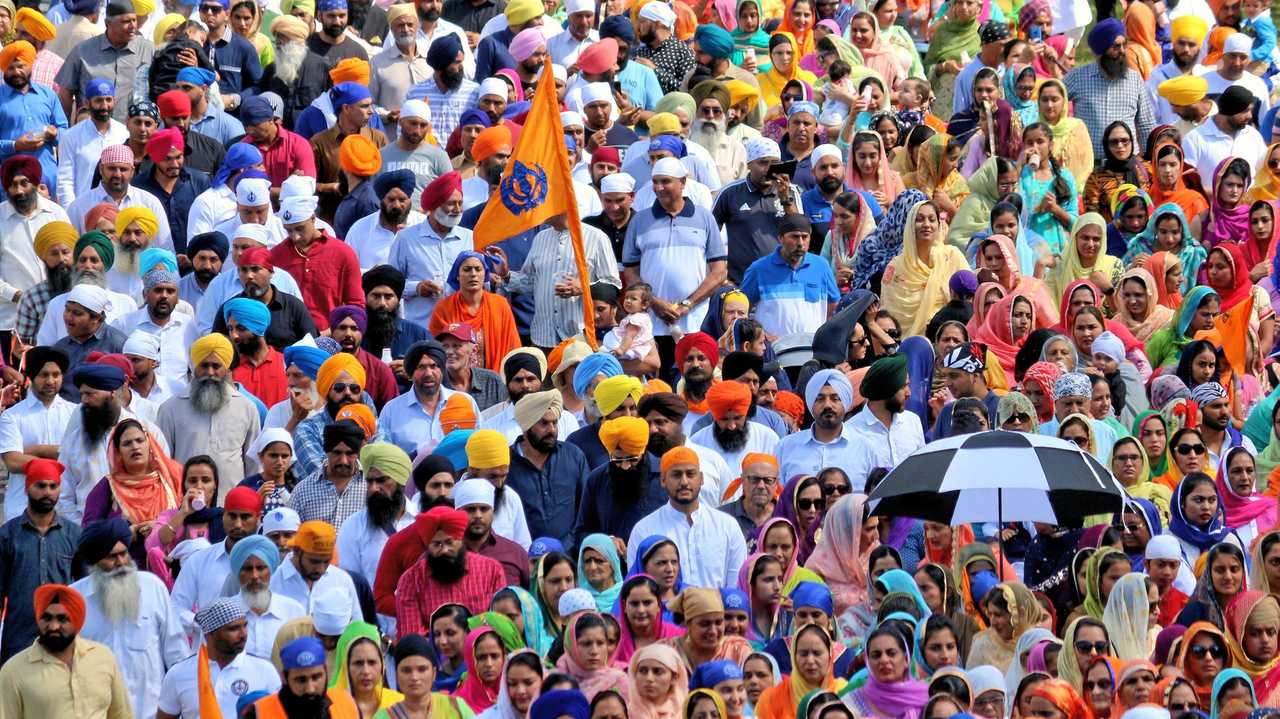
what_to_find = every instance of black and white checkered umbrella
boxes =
[866,430,1127,526]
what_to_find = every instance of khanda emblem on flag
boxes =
[500,160,549,216]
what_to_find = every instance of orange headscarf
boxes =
[1148,141,1210,222]
[107,423,182,525]
[1027,679,1092,719]
[428,293,522,374]
[1146,251,1184,310]
[1123,2,1159,79]
[777,0,816,59]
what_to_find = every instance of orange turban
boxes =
[741,452,778,473]
[33,584,85,632]
[335,403,377,439]
[291,520,337,555]
[316,353,366,399]
[644,378,673,394]
[599,416,649,456]
[329,57,370,85]
[547,337,577,376]
[471,125,513,163]
[772,391,804,425]
[0,41,35,71]
[660,446,699,475]
[339,135,381,177]
[440,393,477,433]
[705,380,751,420]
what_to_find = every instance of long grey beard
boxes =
[74,268,107,289]
[275,41,308,86]
[91,563,141,625]
[241,587,272,612]
[691,119,726,152]
[114,243,143,276]
[192,374,232,413]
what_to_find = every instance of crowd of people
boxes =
[0,0,1279,716]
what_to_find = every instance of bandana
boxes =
[1052,372,1091,401]
[942,342,987,374]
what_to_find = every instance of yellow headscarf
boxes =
[1246,142,1280,203]
[880,201,969,337]
[115,206,160,239]
[1049,213,1122,301]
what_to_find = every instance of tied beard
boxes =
[48,264,73,294]
[82,400,121,444]
[367,486,405,535]
[608,460,646,502]
[365,307,398,352]
[192,374,232,413]
[241,585,272,612]
[90,563,141,625]
[691,118,726,153]
[426,547,468,583]
[275,40,308,86]
[114,241,143,277]
[712,421,749,452]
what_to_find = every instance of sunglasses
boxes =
[1175,443,1206,456]
[1065,435,1090,448]
[199,4,224,12]
[1111,523,1144,535]
[822,483,851,497]
[1188,643,1226,659]
[1083,679,1113,692]
[1113,453,1143,464]
[330,382,361,394]
[1075,640,1109,655]
[1004,412,1032,425]
[781,94,803,103]
[796,498,823,511]
[1169,703,1198,713]
[1269,159,1280,170]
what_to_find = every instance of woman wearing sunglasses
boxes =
[1173,621,1233,709]
[1167,474,1247,589]
[1159,427,1211,492]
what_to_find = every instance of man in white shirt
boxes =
[387,171,471,325]
[844,354,926,476]
[626,445,747,587]
[268,519,362,614]
[56,78,128,203]
[481,347,580,442]
[156,598,281,719]
[1182,85,1268,192]
[546,0,597,66]
[64,144,173,250]
[1203,33,1271,121]
[112,268,196,387]
[70,518,189,719]
[1146,16,1209,124]
[347,169,425,271]
[337,442,418,582]
[0,157,68,336]
[0,347,75,522]
[689,380,778,475]
[169,487,263,634]
[227,534,306,660]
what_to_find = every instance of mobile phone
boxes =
[1029,25,1042,41]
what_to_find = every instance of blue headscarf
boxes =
[629,535,685,621]
[790,580,834,617]
[213,143,263,188]
[1116,496,1163,570]
[900,336,934,430]
[690,659,742,690]
[1176,286,1218,339]
[572,352,624,400]
[1123,202,1208,294]
[532,691,590,719]
[874,568,932,619]
[577,534,624,613]
[1209,668,1256,719]
[849,189,927,291]
[446,250,495,291]
[1168,475,1232,551]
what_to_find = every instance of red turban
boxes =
[145,127,184,164]
[95,353,135,381]
[24,458,63,489]
[33,584,85,632]
[239,246,274,271]
[421,170,462,213]
[591,146,621,166]
[224,486,262,514]
[706,379,751,420]
[414,505,468,543]
[157,89,192,118]
[0,154,41,188]
[675,332,719,369]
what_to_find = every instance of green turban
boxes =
[691,80,731,114]
[656,91,696,121]
[860,354,909,402]
[358,442,412,486]
[74,231,115,270]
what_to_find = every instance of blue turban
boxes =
[426,32,463,72]
[188,231,229,262]
[85,78,115,99]
[648,134,686,158]
[446,250,494,291]
[720,587,748,611]
[529,537,564,559]
[969,570,1000,606]
[139,247,178,276]
[599,14,635,44]
[281,637,327,671]
[223,297,271,336]
[1087,18,1125,56]
[804,368,853,412]
[240,96,274,126]
[317,0,346,9]
[330,82,371,110]
[66,0,99,16]
[283,344,330,379]
[176,66,216,86]
[694,24,734,59]
[788,100,821,118]
[432,429,474,473]
[143,268,179,291]
[70,363,126,391]
[214,143,263,188]
[373,169,415,200]
[791,581,834,616]
[565,134,577,153]
[77,517,133,565]
[532,691,590,719]
[459,108,491,129]
[572,352,623,400]
[691,660,743,690]
[228,534,280,575]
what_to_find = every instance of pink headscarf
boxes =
[454,627,503,711]
[1203,156,1253,248]
[613,575,684,665]
[1215,446,1278,530]
[804,493,878,617]
[554,612,631,701]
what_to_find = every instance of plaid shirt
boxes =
[1063,63,1156,160]
[286,466,368,528]
[32,50,62,94]
[292,402,387,479]
[394,551,506,639]
[14,279,57,345]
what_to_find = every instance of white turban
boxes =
[66,284,109,314]
[745,137,781,162]
[234,223,271,246]
[279,196,318,224]
[123,332,162,361]
[478,77,508,100]
[400,99,432,123]
[600,172,635,194]
[804,368,853,411]
[235,178,271,207]
[638,1,675,28]
[453,478,495,508]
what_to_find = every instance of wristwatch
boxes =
[676,299,692,309]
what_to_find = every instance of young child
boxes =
[602,283,656,359]
[819,59,855,128]
[1241,0,1279,72]
[896,77,947,132]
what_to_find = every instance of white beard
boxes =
[113,241,143,277]
[241,586,272,612]
[91,563,142,625]
[275,40,308,86]
[691,118,726,153]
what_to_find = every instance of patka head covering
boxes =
[1091,332,1125,364]
[453,478,495,508]
[330,81,371,111]
[281,636,327,671]
[195,597,247,635]
[236,177,271,207]
[1052,372,1092,400]
[942,342,987,374]
[638,0,674,28]
[599,172,635,194]
[66,284,109,315]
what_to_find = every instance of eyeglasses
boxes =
[822,483,852,497]
[1083,679,1113,692]
[1188,643,1226,659]
[699,106,724,118]
[1074,640,1109,655]
[796,498,823,511]
[1175,443,1206,456]
[744,474,778,485]
[1064,434,1090,448]
[610,455,643,467]
[330,382,361,394]
[1111,522,1144,535]
[885,329,901,340]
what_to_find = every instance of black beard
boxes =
[4,73,27,91]
[641,29,657,44]
[326,399,347,418]
[90,108,112,123]
[322,22,345,38]
[508,386,530,406]
[1203,414,1228,432]
[37,631,75,652]
[1174,53,1197,71]
[381,205,409,227]
[884,393,906,414]
[426,547,468,582]
[280,685,328,716]
[441,68,464,90]
[818,175,844,194]
[365,307,398,351]
[420,492,453,512]
[82,401,121,444]
[1100,53,1127,78]
[28,496,56,514]
[814,409,842,430]
[647,431,682,457]
[194,268,218,285]
[10,190,36,214]
[712,421,749,452]
[422,8,440,21]
[684,372,712,399]
[525,429,557,454]
[234,337,260,357]
[485,163,504,185]
[48,264,73,294]
[367,486,404,533]
[493,483,505,507]
[608,461,647,502]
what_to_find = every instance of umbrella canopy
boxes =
[867,430,1127,525]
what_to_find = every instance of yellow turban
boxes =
[282,0,316,15]
[505,0,542,26]
[153,12,184,44]
[724,80,759,113]
[1158,75,1208,106]
[514,389,563,433]
[316,353,366,399]
[329,57,370,86]
[466,429,510,469]
[291,520,336,555]
[34,221,77,259]
[599,416,649,456]
[550,339,592,390]
[271,13,310,42]
[1170,15,1208,45]
[594,375,643,416]
[386,3,414,25]
[133,0,155,15]
[647,112,681,136]
[190,333,233,369]
[14,8,55,41]
[115,206,160,239]
[0,41,35,72]
[360,442,413,486]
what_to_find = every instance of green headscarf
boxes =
[1131,411,1170,476]
[1144,285,1218,368]
[947,156,1004,249]
[468,611,525,651]
[331,621,394,695]
[577,534,624,614]
[1081,547,1128,621]
[496,585,552,656]
[923,10,979,68]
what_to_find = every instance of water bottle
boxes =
[381,347,393,364]
[192,497,205,511]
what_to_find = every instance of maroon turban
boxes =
[0,154,40,188]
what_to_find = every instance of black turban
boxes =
[363,264,407,297]
[412,454,456,492]
[503,351,543,384]
[405,340,447,375]
[70,363,126,391]
[77,517,132,566]
[638,391,689,422]
[590,282,619,307]
[188,231,230,262]
[721,351,765,381]
[22,346,69,380]
[323,419,366,452]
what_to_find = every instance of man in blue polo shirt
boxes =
[200,0,263,109]
[799,144,845,254]
[740,213,839,339]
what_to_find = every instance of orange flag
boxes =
[474,57,596,347]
